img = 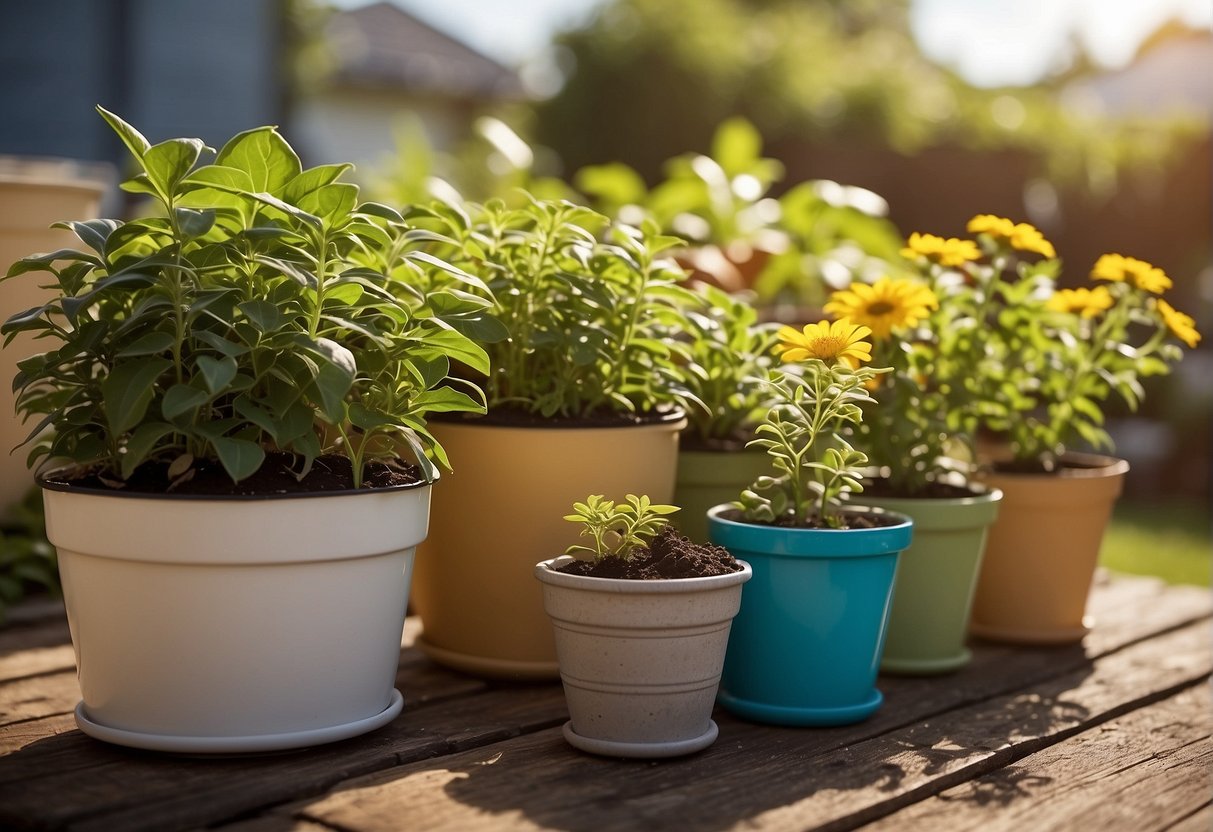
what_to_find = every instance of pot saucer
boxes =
[881,648,972,676]
[717,688,883,727]
[74,689,404,754]
[969,617,1093,646]
[416,635,560,681]
[561,719,718,758]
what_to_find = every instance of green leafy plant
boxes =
[902,215,1201,472]
[1,107,490,487]
[564,494,679,561]
[738,320,885,527]
[678,284,781,448]
[416,197,699,419]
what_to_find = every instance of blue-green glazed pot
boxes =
[708,504,913,727]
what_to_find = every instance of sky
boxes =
[336,0,1213,88]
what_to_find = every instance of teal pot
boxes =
[859,487,1002,675]
[708,505,912,727]
[673,448,772,544]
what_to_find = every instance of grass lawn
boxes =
[1100,498,1212,586]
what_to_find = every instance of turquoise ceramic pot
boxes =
[708,504,912,727]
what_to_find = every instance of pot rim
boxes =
[534,555,752,593]
[852,482,1003,509]
[706,503,913,557]
[433,408,687,432]
[36,468,432,502]
[979,452,1129,481]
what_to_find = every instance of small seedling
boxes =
[564,494,679,561]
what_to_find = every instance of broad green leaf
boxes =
[120,422,174,479]
[184,164,255,192]
[234,396,278,441]
[411,387,484,414]
[298,183,357,226]
[283,164,353,203]
[52,219,120,255]
[209,436,265,483]
[97,106,151,159]
[116,331,174,357]
[214,127,301,194]
[195,355,238,394]
[162,384,209,420]
[173,207,215,240]
[101,357,172,434]
[238,300,283,333]
[144,137,206,197]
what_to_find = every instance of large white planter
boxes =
[0,161,108,515]
[534,555,751,758]
[42,478,430,753]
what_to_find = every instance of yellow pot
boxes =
[412,415,686,679]
[970,453,1129,644]
[0,167,106,514]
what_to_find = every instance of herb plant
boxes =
[901,214,1201,472]
[564,494,680,562]
[416,197,698,419]
[2,108,489,487]
[738,321,885,527]
[678,285,781,448]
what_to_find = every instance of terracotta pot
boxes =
[1,165,107,514]
[673,448,772,544]
[970,454,1129,645]
[535,555,750,758]
[412,415,686,679]
[860,486,1002,674]
[42,477,429,753]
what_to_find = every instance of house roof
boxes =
[326,1,526,100]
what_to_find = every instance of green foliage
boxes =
[0,489,57,624]
[2,108,488,487]
[564,494,679,561]
[678,285,781,445]
[739,360,884,527]
[413,197,700,418]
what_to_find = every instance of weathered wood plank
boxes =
[0,683,568,832]
[264,620,1212,832]
[0,620,73,683]
[1163,804,1213,832]
[860,686,1211,832]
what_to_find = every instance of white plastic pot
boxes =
[535,555,751,758]
[42,478,430,753]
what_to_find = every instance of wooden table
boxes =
[1,571,1209,832]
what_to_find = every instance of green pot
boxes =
[859,486,1002,675]
[673,448,773,544]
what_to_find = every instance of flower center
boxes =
[866,301,895,316]
[807,335,848,359]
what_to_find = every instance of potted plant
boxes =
[707,320,913,726]
[0,108,489,752]
[405,199,697,678]
[672,284,780,542]
[908,214,1200,644]
[535,494,750,758]
[825,273,1003,675]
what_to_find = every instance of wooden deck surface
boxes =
[0,571,1208,832]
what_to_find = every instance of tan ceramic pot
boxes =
[970,453,1128,645]
[412,414,686,679]
[0,167,106,514]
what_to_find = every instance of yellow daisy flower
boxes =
[967,214,1015,238]
[1046,286,1114,319]
[824,277,940,339]
[777,319,873,366]
[1157,299,1201,348]
[901,232,980,268]
[1091,253,1173,295]
[966,214,1055,258]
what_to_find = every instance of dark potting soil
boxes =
[678,433,754,453]
[715,507,902,530]
[991,457,1108,476]
[47,452,421,497]
[433,407,683,430]
[556,527,741,580]
[862,479,983,500]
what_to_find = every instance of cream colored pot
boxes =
[43,478,429,753]
[1,166,106,514]
[412,415,685,679]
[970,454,1128,644]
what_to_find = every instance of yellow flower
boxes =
[824,277,940,339]
[1157,299,1201,348]
[1091,253,1173,295]
[1046,286,1114,319]
[967,214,1055,258]
[901,232,980,268]
[777,319,873,366]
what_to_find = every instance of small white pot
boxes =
[42,478,430,753]
[534,556,751,758]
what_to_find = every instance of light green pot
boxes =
[673,449,773,544]
[858,486,1002,675]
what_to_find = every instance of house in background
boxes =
[291,1,526,170]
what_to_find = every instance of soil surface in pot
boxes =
[679,433,753,453]
[862,480,982,499]
[556,527,741,579]
[990,457,1108,475]
[50,452,421,496]
[716,508,902,530]
[434,406,681,430]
